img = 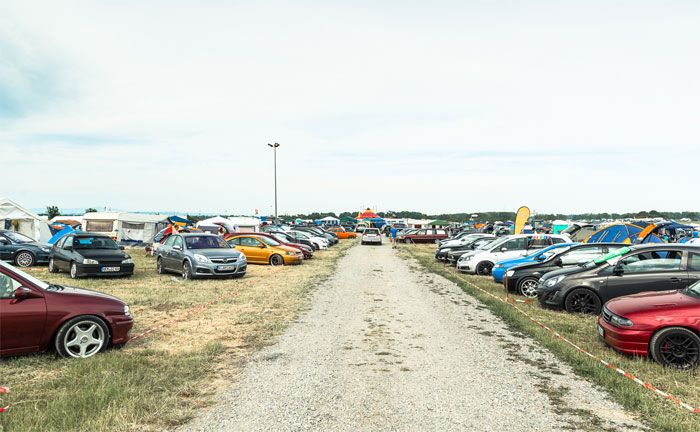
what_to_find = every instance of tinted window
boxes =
[3,232,33,243]
[551,237,566,244]
[74,236,119,250]
[63,236,74,249]
[501,238,527,251]
[688,253,700,272]
[185,236,229,249]
[228,237,241,245]
[619,250,683,273]
[528,238,551,249]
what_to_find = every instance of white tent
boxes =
[83,212,168,243]
[319,216,340,225]
[228,216,261,233]
[196,216,237,234]
[0,198,52,242]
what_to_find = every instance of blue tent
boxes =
[48,226,75,244]
[586,223,662,244]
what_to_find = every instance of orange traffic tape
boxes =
[0,386,10,413]
[455,274,700,415]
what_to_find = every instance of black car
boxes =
[537,244,700,314]
[295,227,338,245]
[272,231,317,251]
[505,243,625,298]
[49,233,135,279]
[0,230,51,267]
[446,237,497,266]
[435,234,494,261]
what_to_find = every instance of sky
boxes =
[1,0,698,216]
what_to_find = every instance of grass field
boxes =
[0,239,355,432]
[399,244,699,432]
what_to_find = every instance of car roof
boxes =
[629,243,700,251]
[73,232,111,238]
[179,233,218,237]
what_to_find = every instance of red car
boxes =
[0,261,133,358]
[598,282,700,368]
[401,228,449,244]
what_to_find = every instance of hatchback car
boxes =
[361,228,382,245]
[538,244,700,314]
[326,226,357,239]
[0,260,133,358]
[228,234,303,265]
[49,233,134,279]
[492,243,578,284]
[156,233,246,279]
[401,229,448,244]
[598,282,700,368]
[0,230,51,267]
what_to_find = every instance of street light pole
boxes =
[267,142,280,220]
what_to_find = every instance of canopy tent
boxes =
[169,215,193,226]
[0,198,52,242]
[357,209,380,219]
[585,223,662,244]
[635,221,696,243]
[316,216,340,225]
[48,225,76,244]
[340,216,357,224]
[427,219,450,227]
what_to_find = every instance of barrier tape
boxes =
[0,387,9,413]
[450,271,700,415]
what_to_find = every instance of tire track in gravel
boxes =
[182,242,645,432]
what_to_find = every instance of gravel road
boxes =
[183,242,644,432]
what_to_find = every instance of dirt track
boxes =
[184,242,643,431]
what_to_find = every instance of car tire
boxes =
[15,251,35,268]
[475,261,494,276]
[182,261,193,280]
[48,258,59,273]
[70,262,80,279]
[157,257,165,275]
[518,277,540,298]
[564,288,601,314]
[270,254,284,266]
[55,315,110,358]
[650,327,700,369]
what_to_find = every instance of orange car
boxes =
[227,234,303,265]
[326,226,357,239]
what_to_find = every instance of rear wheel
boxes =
[564,288,601,314]
[475,261,494,276]
[518,277,540,298]
[270,254,284,266]
[15,251,35,268]
[650,327,700,369]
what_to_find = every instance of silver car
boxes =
[361,228,382,245]
[156,233,247,280]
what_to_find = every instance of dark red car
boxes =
[598,281,700,368]
[401,228,449,244]
[0,261,133,358]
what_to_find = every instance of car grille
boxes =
[210,257,238,264]
[602,306,613,323]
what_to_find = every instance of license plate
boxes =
[597,324,605,338]
[101,267,120,272]
[218,265,236,271]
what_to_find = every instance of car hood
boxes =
[278,245,303,254]
[48,285,125,304]
[191,248,243,258]
[606,290,700,316]
[77,249,128,260]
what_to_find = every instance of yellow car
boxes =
[227,234,303,265]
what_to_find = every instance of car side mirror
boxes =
[613,264,624,276]
[173,245,182,251]
[14,286,34,300]
[554,257,563,266]
[259,244,266,248]
[537,254,547,261]
[119,246,125,250]
[500,247,508,252]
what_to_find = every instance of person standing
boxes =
[391,226,398,248]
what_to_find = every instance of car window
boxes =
[240,237,262,247]
[185,236,229,249]
[74,236,119,250]
[501,238,527,251]
[436,230,446,235]
[228,237,241,245]
[559,246,605,264]
[3,232,33,243]
[63,236,74,249]
[688,253,700,272]
[54,236,66,249]
[0,272,22,299]
[260,237,281,246]
[551,237,566,244]
[163,236,175,247]
[528,237,552,249]
[619,250,683,273]
[172,236,184,249]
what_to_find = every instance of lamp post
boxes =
[267,142,280,220]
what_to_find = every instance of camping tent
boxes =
[196,216,236,234]
[228,216,261,233]
[0,198,52,242]
[585,223,662,244]
[316,216,340,226]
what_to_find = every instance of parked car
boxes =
[457,234,572,276]
[361,228,382,245]
[491,243,578,284]
[49,233,135,279]
[435,234,495,261]
[292,227,337,245]
[537,244,700,314]
[290,230,328,250]
[0,260,133,358]
[439,230,476,246]
[401,228,449,244]
[447,237,497,266]
[229,232,313,259]
[156,233,246,280]
[325,226,357,239]
[271,230,317,252]
[598,281,700,368]
[228,234,303,265]
[0,230,51,268]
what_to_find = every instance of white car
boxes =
[291,230,328,250]
[361,228,382,245]
[457,234,572,275]
[439,233,494,249]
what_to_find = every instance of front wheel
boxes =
[564,288,601,314]
[15,251,35,268]
[650,327,700,369]
[270,254,284,266]
[157,257,165,274]
[518,277,540,298]
[475,261,494,276]
[48,258,59,273]
[182,261,193,280]
[70,262,80,279]
[55,316,109,358]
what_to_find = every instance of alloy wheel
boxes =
[62,320,106,358]
[70,262,78,279]
[15,252,34,268]
[519,278,539,298]
[270,254,284,266]
[658,334,700,369]
[566,291,599,314]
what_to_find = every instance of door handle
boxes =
[669,277,681,283]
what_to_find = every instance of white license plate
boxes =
[218,265,236,271]
[101,267,120,272]
[597,324,605,338]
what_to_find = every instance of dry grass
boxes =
[0,239,355,431]
[399,243,700,432]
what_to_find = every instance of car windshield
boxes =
[683,280,700,298]
[474,239,495,249]
[3,231,34,243]
[185,236,230,249]
[293,231,311,239]
[260,237,281,246]
[0,261,49,289]
[364,229,380,235]
[74,236,119,249]
[528,244,571,258]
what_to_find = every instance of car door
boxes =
[0,269,47,355]
[54,235,75,271]
[685,251,700,286]
[603,249,686,301]
[235,237,264,263]
[159,236,176,270]
[0,234,13,261]
[170,236,185,271]
[494,237,528,260]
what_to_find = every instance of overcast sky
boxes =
[1,1,698,216]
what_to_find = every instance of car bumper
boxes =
[491,268,505,283]
[75,263,135,277]
[537,288,564,309]
[194,262,247,277]
[283,255,303,265]
[111,315,135,345]
[597,317,651,357]
[35,251,51,264]
[457,262,476,274]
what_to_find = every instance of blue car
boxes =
[491,243,577,283]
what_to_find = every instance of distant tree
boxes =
[85,208,98,213]
[46,206,61,219]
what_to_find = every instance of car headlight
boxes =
[194,254,210,263]
[506,270,515,277]
[544,275,566,287]
[124,305,132,317]
[285,251,292,255]
[82,258,99,265]
[40,247,51,252]
[238,253,247,262]
[494,264,502,268]
[610,314,633,327]
[122,257,133,264]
